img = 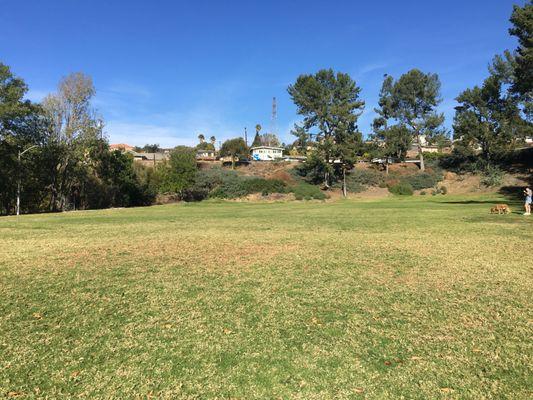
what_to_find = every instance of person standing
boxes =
[524,187,532,215]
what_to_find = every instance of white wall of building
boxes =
[251,147,283,161]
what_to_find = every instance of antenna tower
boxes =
[271,97,278,135]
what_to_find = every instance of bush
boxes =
[481,165,504,187]
[292,153,331,184]
[292,183,327,200]
[388,182,414,196]
[182,168,237,201]
[400,172,441,190]
[210,176,286,199]
[420,190,427,195]
[439,186,448,195]
[346,169,384,187]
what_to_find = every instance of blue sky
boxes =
[0,0,525,147]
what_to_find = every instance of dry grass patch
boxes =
[0,195,531,399]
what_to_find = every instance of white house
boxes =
[251,146,284,161]
[196,149,216,160]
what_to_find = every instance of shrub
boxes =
[155,146,197,195]
[481,165,504,187]
[292,153,331,184]
[292,183,327,200]
[388,182,414,196]
[401,172,440,190]
[346,169,384,187]
[420,190,427,195]
[210,176,286,199]
[332,179,365,193]
[183,168,238,201]
[439,186,448,195]
[241,178,286,195]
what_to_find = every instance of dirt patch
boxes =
[155,193,181,205]
[436,172,529,195]
[233,192,296,202]
[237,161,298,179]
[388,163,420,174]
[324,186,390,201]
[266,169,296,184]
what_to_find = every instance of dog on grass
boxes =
[490,204,511,214]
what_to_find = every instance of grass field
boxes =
[1,195,532,399]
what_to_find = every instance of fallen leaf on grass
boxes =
[7,392,23,398]
[354,387,365,393]
[223,328,233,335]
[70,371,80,378]
[384,361,392,366]
[32,313,42,320]
[440,387,454,393]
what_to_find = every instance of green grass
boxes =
[0,195,531,399]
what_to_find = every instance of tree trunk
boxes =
[419,149,425,171]
[417,135,425,171]
[342,166,347,198]
[324,147,330,188]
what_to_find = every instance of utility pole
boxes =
[16,145,38,216]
[244,127,248,147]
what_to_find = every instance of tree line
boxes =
[288,1,532,192]
[1,1,531,214]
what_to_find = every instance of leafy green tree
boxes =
[290,123,309,155]
[373,70,445,171]
[509,1,533,119]
[196,141,215,151]
[156,146,197,196]
[101,149,155,207]
[453,54,529,164]
[371,123,412,173]
[42,72,104,210]
[0,63,156,214]
[220,137,248,169]
[0,63,48,214]
[141,144,161,153]
[251,125,262,147]
[288,69,364,190]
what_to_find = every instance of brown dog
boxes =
[490,204,511,214]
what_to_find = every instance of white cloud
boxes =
[104,121,192,148]
[358,62,388,76]
[100,78,250,148]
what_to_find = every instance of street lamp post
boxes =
[16,145,38,216]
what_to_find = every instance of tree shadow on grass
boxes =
[499,174,533,202]
[439,200,505,205]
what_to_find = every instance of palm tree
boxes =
[198,134,205,143]
[255,124,262,134]
[210,136,216,145]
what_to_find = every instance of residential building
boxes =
[196,149,217,161]
[251,146,284,161]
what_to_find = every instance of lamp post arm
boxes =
[16,144,39,216]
